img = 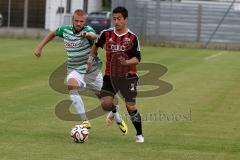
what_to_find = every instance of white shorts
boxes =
[66,69,103,91]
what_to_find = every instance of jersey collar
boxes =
[114,27,129,37]
[73,25,85,34]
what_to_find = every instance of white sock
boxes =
[112,105,122,123]
[114,112,122,123]
[69,89,87,121]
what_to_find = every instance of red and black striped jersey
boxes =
[95,27,141,77]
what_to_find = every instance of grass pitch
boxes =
[0,38,239,160]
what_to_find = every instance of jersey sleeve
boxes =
[95,30,106,48]
[84,26,96,46]
[85,26,96,34]
[131,36,141,62]
[55,26,65,38]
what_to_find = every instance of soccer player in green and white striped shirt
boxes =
[34,9,120,129]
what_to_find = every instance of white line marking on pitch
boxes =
[204,51,225,60]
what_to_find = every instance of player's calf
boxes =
[127,104,144,142]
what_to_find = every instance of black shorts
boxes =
[100,75,139,103]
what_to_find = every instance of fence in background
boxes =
[0,0,45,28]
[112,0,240,48]
[1,0,240,49]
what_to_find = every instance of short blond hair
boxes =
[73,9,87,17]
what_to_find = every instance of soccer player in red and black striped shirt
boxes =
[87,6,144,143]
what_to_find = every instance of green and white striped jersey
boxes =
[55,25,100,74]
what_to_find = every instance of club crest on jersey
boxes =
[122,38,131,45]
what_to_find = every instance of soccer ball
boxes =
[70,125,89,143]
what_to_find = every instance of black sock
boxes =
[128,110,142,135]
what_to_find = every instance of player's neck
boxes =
[114,27,128,36]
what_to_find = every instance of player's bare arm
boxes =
[119,56,139,66]
[86,45,99,73]
[34,31,56,58]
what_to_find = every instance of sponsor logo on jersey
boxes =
[106,38,133,52]
[64,39,86,48]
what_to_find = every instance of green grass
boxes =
[0,38,240,160]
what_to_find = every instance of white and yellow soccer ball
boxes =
[70,125,89,143]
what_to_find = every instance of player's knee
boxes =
[101,101,113,111]
[68,85,76,91]
[100,96,114,111]
[67,78,79,90]
[101,99,116,111]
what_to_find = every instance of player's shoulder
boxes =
[56,25,73,34]
[56,25,73,36]
[98,27,114,37]
[58,25,73,30]
[84,25,97,34]
[84,25,94,31]
[128,29,139,39]
[101,27,114,34]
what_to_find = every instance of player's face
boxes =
[72,14,86,32]
[112,13,127,31]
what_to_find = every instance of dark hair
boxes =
[112,6,128,19]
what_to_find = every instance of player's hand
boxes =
[34,47,42,58]
[76,31,87,37]
[119,56,128,66]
